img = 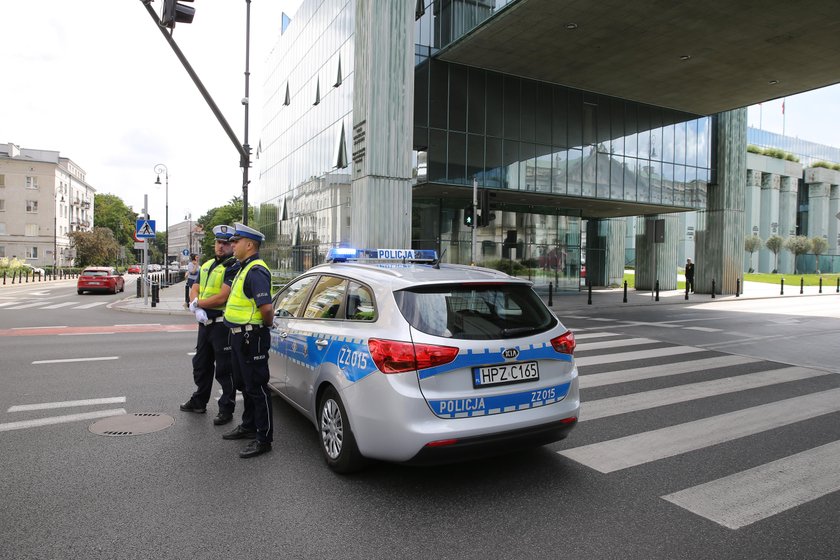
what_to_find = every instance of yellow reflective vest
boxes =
[224,259,269,325]
[198,257,234,311]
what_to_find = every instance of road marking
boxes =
[572,332,620,340]
[575,346,704,367]
[581,366,828,421]
[113,323,161,327]
[12,325,68,330]
[74,301,109,309]
[32,356,120,365]
[5,302,50,310]
[0,409,127,433]
[561,388,840,472]
[59,332,115,336]
[8,396,126,412]
[684,326,722,332]
[662,440,840,529]
[576,337,660,351]
[579,355,758,388]
[0,301,22,308]
[41,302,80,309]
[613,321,681,329]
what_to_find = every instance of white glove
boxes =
[194,308,209,324]
[189,298,199,313]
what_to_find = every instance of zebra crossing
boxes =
[0,298,113,311]
[0,396,127,433]
[558,331,840,530]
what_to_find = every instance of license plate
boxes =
[473,361,539,388]
[89,282,101,285]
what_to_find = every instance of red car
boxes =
[127,264,142,274]
[77,267,125,294]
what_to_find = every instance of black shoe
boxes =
[239,440,272,459]
[213,412,234,426]
[179,400,206,414]
[222,424,257,440]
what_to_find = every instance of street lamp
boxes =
[54,183,65,274]
[154,163,169,286]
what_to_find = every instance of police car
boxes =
[269,248,579,472]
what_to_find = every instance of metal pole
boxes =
[242,0,252,224]
[143,194,149,307]
[155,164,169,287]
[471,177,478,265]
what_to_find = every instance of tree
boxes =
[68,227,121,267]
[744,235,762,273]
[765,235,783,273]
[94,193,138,248]
[811,236,829,274]
[196,197,253,258]
[784,235,812,275]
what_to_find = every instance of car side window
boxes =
[275,276,317,318]
[303,276,348,319]
[345,282,376,321]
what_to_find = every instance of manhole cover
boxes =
[89,413,174,436]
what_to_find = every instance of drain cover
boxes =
[89,413,174,436]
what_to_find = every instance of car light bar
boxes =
[326,247,438,263]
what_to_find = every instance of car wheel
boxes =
[318,386,365,473]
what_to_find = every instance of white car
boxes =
[21,263,46,275]
[270,248,579,473]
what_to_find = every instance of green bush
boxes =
[484,259,528,276]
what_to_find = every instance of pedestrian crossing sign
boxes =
[136,219,156,239]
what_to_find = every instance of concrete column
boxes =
[807,182,830,239]
[778,176,798,274]
[744,169,761,271]
[589,218,626,287]
[696,109,746,295]
[604,218,626,287]
[830,184,840,261]
[634,213,679,291]
[758,172,780,272]
[351,0,414,248]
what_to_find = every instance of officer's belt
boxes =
[206,316,225,324]
[230,324,262,333]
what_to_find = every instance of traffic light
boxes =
[162,0,195,28]
[463,204,475,227]
[477,189,496,227]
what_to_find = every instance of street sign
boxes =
[134,242,147,250]
[136,219,156,239]
[182,248,190,256]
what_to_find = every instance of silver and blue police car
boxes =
[269,248,579,472]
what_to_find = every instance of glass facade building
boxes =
[258,0,715,290]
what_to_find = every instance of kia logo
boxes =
[502,348,519,360]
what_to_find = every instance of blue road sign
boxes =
[136,219,156,239]
[182,248,190,257]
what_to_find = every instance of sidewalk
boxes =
[111,276,840,317]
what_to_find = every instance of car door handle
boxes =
[279,331,288,338]
[315,339,329,349]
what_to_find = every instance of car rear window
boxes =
[83,270,109,277]
[394,283,556,340]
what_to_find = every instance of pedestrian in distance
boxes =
[685,257,695,294]
[221,222,275,459]
[184,253,199,307]
[180,225,240,425]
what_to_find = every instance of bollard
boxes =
[685,281,689,300]
[800,277,804,294]
[623,280,628,303]
[819,277,823,294]
[136,278,142,298]
[780,277,784,295]
[736,278,741,297]
[151,282,159,307]
[587,281,592,305]
[837,278,839,293]
[711,279,716,298]
[548,282,553,307]
[155,281,161,304]
[655,280,660,302]
[2,271,5,285]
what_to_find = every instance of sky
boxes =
[2,1,840,232]
[1,0,302,230]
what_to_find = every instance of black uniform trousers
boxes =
[190,321,236,414]
[230,326,273,443]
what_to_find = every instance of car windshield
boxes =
[83,270,109,277]
[394,283,556,340]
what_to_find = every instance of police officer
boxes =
[221,222,275,458]
[179,225,240,425]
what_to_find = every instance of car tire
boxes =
[318,386,365,474]
[77,289,84,295]
[120,282,124,293]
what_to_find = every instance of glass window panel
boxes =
[552,149,567,195]
[520,81,536,142]
[637,105,650,161]
[521,142,535,191]
[503,140,519,189]
[650,162,662,203]
[675,121,687,165]
[568,91,583,149]
[447,132,467,184]
[596,97,611,153]
[611,98,624,156]
[428,129,447,182]
[663,123,675,163]
[485,137,502,188]
[414,60,429,127]
[567,148,582,196]
[536,145,551,193]
[673,165,686,206]
[552,87,568,148]
[503,76,520,140]
[583,103,596,147]
[610,155,623,199]
[429,59,448,129]
[535,84,552,145]
[624,157,637,201]
[661,163,674,204]
[449,64,468,132]
[685,119,698,167]
[486,73,503,137]
[467,67,485,134]
[466,134,484,183]
[346,282,376,321]
[303,276,348,319]
[637,162,651,203]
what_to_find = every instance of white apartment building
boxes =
[0,142,95,267]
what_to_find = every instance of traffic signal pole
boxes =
[471,177,478,265]
[140,0,251,223]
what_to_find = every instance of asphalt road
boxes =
[1,282,838,559]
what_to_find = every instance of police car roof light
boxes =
[326,247,438,263]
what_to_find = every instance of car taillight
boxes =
[368,338,459,374]
[550,330,576,355]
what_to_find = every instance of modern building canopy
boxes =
[437,0,840,115]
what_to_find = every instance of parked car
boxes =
[148,264,162,272]
[77,267,125,294]
[127,264,142,274]
[269,248,579,472]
